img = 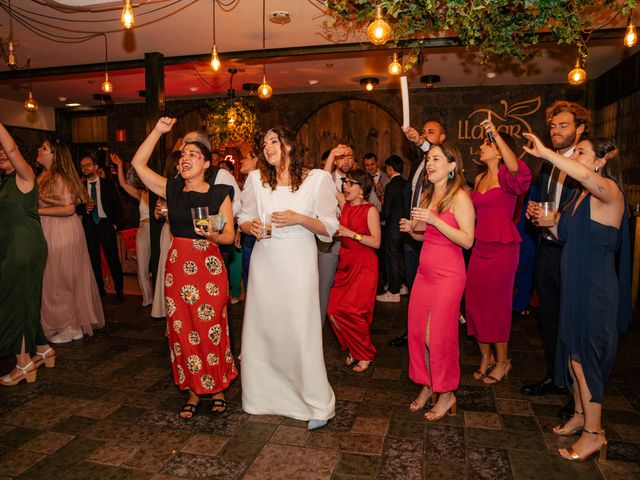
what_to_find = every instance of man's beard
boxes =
[551,130,577,151]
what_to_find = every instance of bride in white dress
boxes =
[238,127,338,430]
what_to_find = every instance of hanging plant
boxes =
[323,0,637,63]
[205,97,259,150]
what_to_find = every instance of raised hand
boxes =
[153,117,176,135]
[110,153,123,168]
[522,132,549,159]
[403,126,422,146]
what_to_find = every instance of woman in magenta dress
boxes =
[465,121,532,384]
[327,169,381,373]
[400,143,474,421]
[132,117,237,419]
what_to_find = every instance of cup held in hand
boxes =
[537,201,556,227]
[191,206,210,233]
[259,212,272,239]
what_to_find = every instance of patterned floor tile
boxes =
[19,431,75,454]
[269,425,311,446]
[243,444,339,480]
[87,442,141,466]
[180,433,228,456]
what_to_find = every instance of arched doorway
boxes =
[295,99,414,174]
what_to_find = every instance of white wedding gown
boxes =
[239,169,338,421]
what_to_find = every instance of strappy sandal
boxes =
[211,398,227,415]
[33,348,56,368]
[473,353,495,380]
[409,388,436,412]
[561,429,607,462]
[425,392,456,421]
[1,361,37,386]
[179,403,199,420]
[553,410,584,436]
[344,354,356,367]
[352,360,371,373]
[483,359,512,385]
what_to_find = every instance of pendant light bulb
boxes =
[7,40,16,68]
[387,52,402,76]
[121,0,135,29]
[211,45,221,72]
[567,58,587,86]
[624,16,637,48]
[365,80,374,92]
[101,72,113,94]
[367,5,391,45]
[24,91,38,113]
[258,75,272,100]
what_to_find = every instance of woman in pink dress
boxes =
[36,138,105,343]
[465,121,531,384]
[400,143,474,421]
[327,169,381,373]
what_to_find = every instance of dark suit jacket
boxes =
[403,150,426,218]
[533,160,578,210]
[381,175,406,239]
[80,177,124,228]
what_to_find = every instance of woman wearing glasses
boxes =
[327,169,381,373]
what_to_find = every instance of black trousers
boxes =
[533,240,563,378]
[383,231,405,294]
[83,218,124,296]
[402,237,421,292]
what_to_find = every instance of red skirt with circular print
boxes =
[165,237,237,395]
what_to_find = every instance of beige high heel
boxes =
[473,353,495,380]
[562,429,607,462]
[33,348,56,368]
[483,359,512,385]
[1,361,37,386]
[553,410,584,436]
[425,392,456,421]
[409,388,437,412]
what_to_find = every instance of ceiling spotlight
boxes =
[121,0,135,29]
[189,87,199,93]
[486,72,497,79]
[58,96,68,102]
[367,5,391,45]
[387,52,402,76]
[624,15,637,48]
[420,74,441,89]
[270,11,291,25]
[360,77,379,92]
[567,58,587,86]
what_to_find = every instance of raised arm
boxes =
[483,119,519,174]
[523,132,620,204]
[131,117,175,198]
[0,122,35,192]
[110,153,142,200]
[323,144,350,173]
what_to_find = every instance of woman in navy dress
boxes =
[524,133,630,463]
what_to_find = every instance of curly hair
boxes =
[259,126,304,192]
[545,101,592,138]
[420,142,465,214]
[38,137,89,204]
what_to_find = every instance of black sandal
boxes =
[179,403,199,420]
[211,398,227,415]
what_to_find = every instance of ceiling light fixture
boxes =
[420,74,441,89]
[367,5,391,45]
[100,34,113,94]
[567,56,587,86]
[258,0,272,100]
[121,0,135,30]
[387,52,402,76]
[23,59,38,113]
[65,103,81,107]
[624,14,637,48]
[360,77,379,92]
[6,0,17,68]
[211,1,221,72]
[242,82,260,96]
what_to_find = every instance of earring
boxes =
[594,167,600,173]
[448,170,454,179]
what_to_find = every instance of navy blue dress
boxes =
[555,192,631,403]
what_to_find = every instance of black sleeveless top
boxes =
[166,177,233,239]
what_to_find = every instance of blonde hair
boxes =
[419,142,465,214]
[38,138,90,204]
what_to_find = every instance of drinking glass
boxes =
[537,201,556,227]
[259,212,272,239]
[191,206,210,232]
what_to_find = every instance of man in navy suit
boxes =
[80,155,125,300]
[520,101,592,419]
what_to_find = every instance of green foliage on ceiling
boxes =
[205,97,259,150]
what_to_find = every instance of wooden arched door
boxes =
[295,99,413,174]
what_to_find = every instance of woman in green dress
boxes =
[0,122,55,386]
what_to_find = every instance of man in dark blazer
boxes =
[79,155,125,300]
[521,101,591,419]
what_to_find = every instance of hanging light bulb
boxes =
[624,15,637,48]
[211,45,221,72]
[367,5,391,45]
[101,73,113,93]
[258,74,272,99]
[7,40,16,68]
[387,52,402,76]
[24,91,38,112]
[121,0,135,29]
[567,57,587,86]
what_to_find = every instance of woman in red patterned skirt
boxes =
[132,117,237,419]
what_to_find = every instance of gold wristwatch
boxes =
[352,233,363,242]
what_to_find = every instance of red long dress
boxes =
[408,210,465,392]
[327,202,378,362]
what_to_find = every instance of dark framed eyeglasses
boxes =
[342,179,361,186]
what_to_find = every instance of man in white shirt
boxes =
[363,152,389,202]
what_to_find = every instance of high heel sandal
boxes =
[409,387,436,412]
[353,360,371,373]
[1,361,37,386]
[553,410,584,436]
[424,392,456,421]
[473,353,495,380]
[33,348,56,368]
[561,429,607,462]
[344,354,356,367]
[482,359,512,385]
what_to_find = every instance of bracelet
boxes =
[352,233,363,242]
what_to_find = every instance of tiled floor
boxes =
[1,293,639,479]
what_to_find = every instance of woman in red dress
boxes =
[327,169,381,372]
[132,117,237,419]
[400,143,474,421]
[465,121,532,384]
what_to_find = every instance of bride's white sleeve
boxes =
[314,170,339,242]
[238,171,258,226]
